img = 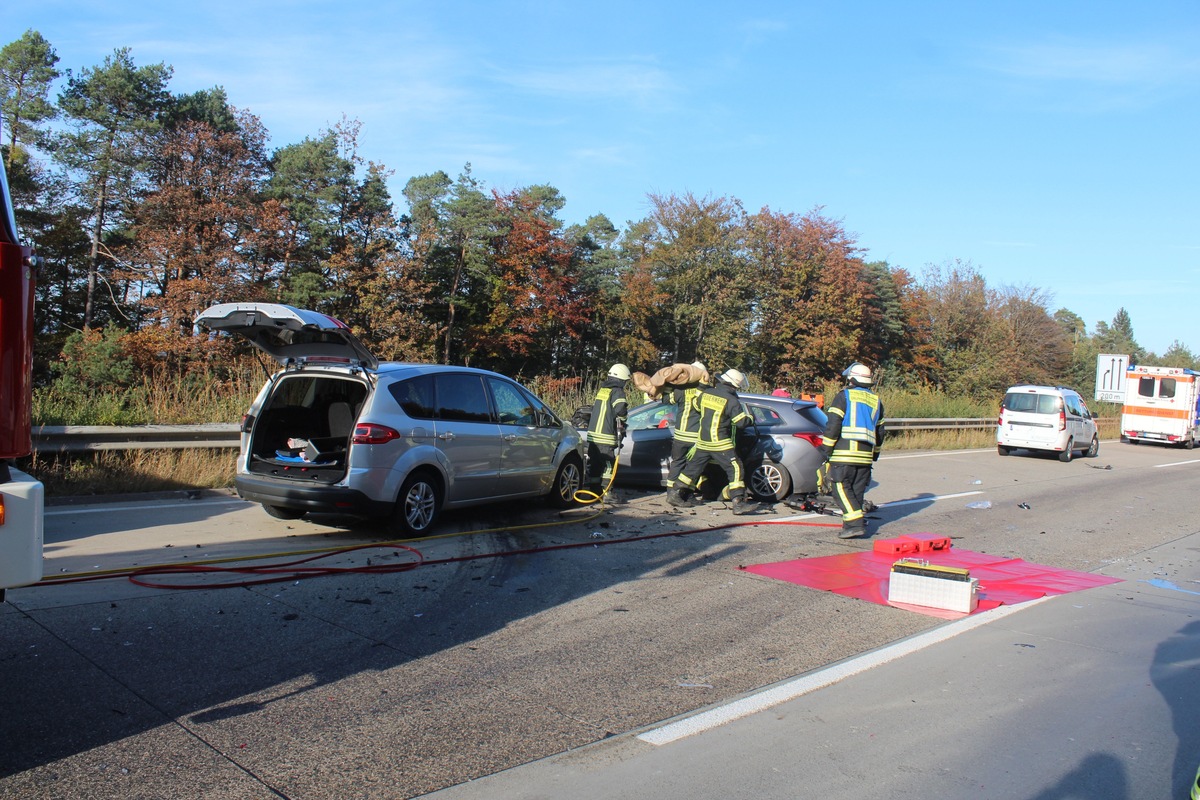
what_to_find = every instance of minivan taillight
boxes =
[1057,410,1066,431]
[352,423,401,445]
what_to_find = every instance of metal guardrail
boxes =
[33,424,241,453]
[31,419,1002,453]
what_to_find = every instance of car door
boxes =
[432,373,502,503]
[487,376,560,496]
[618,402,675,485]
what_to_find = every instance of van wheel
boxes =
[392,471,442,536]
[997,444,1010,456]
[547,455,583,508]
[1059,438,1075,462]
[1186,437,1195,451]
[1086,435,1100,457]
[262,504,306,520]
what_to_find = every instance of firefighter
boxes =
[664,361,709,504]
[669,369,762,515]
[819,362,885,538]
[586,363,631,492]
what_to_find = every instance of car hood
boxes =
[194,303,378,369]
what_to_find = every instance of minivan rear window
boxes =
[1004,392,1061,414]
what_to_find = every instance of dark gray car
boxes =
[611,393,829,502]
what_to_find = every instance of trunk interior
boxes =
[246,373,369,483]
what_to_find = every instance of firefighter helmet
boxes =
[843,362,873,385]
[608,363,632,381]
[719,368,748,390]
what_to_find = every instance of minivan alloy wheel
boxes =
[396,472,441,535]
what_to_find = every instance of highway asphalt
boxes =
[2,444,1198,799]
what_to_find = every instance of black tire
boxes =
[749,461,792,502]
[262,504,306,520]
[547,455,583,508]
[392,470,442,536]
[1185,436,1195,451]
[1059,438,1074,462]
[997,444,1010,456]
[1086,435,1100,458]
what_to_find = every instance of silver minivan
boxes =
[996,385,1099,462]
[195,303,585,535]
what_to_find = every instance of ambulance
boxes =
[1121,364,1200,449]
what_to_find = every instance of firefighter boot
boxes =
[731,491,762,516]
[838,520,866,539]
[667,487,692,508]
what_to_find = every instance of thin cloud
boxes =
[489,60,677,106]
[980,37,1200,86]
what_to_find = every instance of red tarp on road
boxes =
[741,538,1122,619]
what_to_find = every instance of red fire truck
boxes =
[0,142,43,602]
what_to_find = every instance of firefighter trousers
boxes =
[677,446,745,497]
[665,437,695,488]
[587,441,616,488]
[828,462,872,533]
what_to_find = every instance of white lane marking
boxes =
[637,596,1051,746]
[883,491,982,506]
[1154,459,1200,468]
[45,498,249,516]
[879,449,995,460]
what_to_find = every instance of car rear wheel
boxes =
[1086,435,1100,457]
[547,455,583,508]
[262,504,307,520]
[392,471,442,537]
[749,461,792,502]
[1059,438,1075,462]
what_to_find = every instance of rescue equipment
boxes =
[887,557,979,614]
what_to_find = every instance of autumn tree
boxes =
[638,192,751,371]
[993,284,1071,386]
[475,187,593,376]
[120,103,275,334]
[745,206,867,389]
[919,260,1009,396]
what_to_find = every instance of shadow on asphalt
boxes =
[1,489,741,779]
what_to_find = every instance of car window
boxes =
[1138,377,1155,398]
[627,403,674,430]
[794,405,829,429]
[746,404,783,427]
[434,374,493,423]
[488,378,536,426]
[1004,392,1036,412]
[389,375,435,420]
[1036,394,1062,414]
[1160,378,1176,399]
[1064,396,1082,417]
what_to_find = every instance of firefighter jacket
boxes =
[695,382,752,452]
[666,381,708,443]
[820,387,884,465]
[587,377,628,447]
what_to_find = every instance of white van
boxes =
[996,385,1099,462]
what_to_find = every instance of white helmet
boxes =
[691,361,706,372]
[843,362,873,385]
[719,368,748,390]
[608,363,631,381]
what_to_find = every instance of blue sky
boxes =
[11,0,1199,356]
